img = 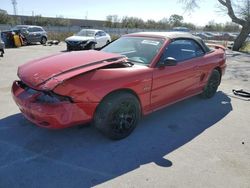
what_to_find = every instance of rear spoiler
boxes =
[206,43,226,51]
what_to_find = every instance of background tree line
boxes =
[0,8,240,32]
[104,14,240,32]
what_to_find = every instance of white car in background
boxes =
[65,29,111,51]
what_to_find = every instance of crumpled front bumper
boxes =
[11,81,98,129]
[66,40,88,50]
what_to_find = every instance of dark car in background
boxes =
[12,25,48,44]
[172,27,190,32]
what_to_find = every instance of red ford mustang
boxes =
[12,32,226,139]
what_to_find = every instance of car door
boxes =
[95,31,107,48]
[26,27,42,43]
[32,27,43,42]
[26,27,36,42]
[151,39,205,110]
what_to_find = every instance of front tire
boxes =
[66,45,71,51]
[40,37,47,45]
[201,69,221,98]
[89,43,95,50]
[94,92,141,140]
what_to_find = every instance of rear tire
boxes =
[94,92,141,140]
[201,69,221,98]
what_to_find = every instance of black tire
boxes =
[89,43,95,50]
[94,92,141,140]
[66,45,71,51]
[106,40,110,44]
[40,37,47,45]
[201,69,221,98]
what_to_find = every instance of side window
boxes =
[161,39,205,63]
[95,32,101,37]
[33,27,43,32]
[100,31,106,36]
[27,28,34,32]
[192,40,205,57]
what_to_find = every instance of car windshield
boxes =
[76,30,96,37]
[101,37,164,65]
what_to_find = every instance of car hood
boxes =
[18,50,125,90]
[65,35,95,42]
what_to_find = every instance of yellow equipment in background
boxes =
[13,34,22,47]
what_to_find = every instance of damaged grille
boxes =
[68,40,87,46]
[17,81,73,103]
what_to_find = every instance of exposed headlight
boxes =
[36,91,73,103]
[17,81,73,103]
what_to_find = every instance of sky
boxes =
[1,0,231,26]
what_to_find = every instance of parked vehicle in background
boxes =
[12,32,226,140]
[0,32,5,57]
[12,25,48,45]
[172,27,190,32]
[193,32,214,40]
[65,29,111,51]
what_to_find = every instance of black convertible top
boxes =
[126,32,211,53]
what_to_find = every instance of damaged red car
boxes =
[12,32,226,140]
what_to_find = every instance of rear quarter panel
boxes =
[198,48,226,88]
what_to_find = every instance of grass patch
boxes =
[47,32,74,41]
[240,41,250,53]
[110,34,120,41]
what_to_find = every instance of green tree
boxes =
[204,20,223,31]
[224,22,240,32]
[0,9,13,24]
[121,16,144,28]
[169,14,184,27]
[105,15,120,28]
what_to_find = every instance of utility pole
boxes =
[11,0,18,24]
[11,0,17,15]
[85,11,88,20]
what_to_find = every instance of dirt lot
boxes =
[0,44,249,188]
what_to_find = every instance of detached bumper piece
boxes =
[12,81,98,129]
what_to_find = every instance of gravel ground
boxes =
[0,43,249,188]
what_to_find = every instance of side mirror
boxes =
[164,57,177,66]
[159,57,177,67]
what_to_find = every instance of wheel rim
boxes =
[110,101,137,134]
[42,38,46,44]
[206,74,220,96]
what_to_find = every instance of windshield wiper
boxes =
[123,61,134,67]
[127,58,144,64]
